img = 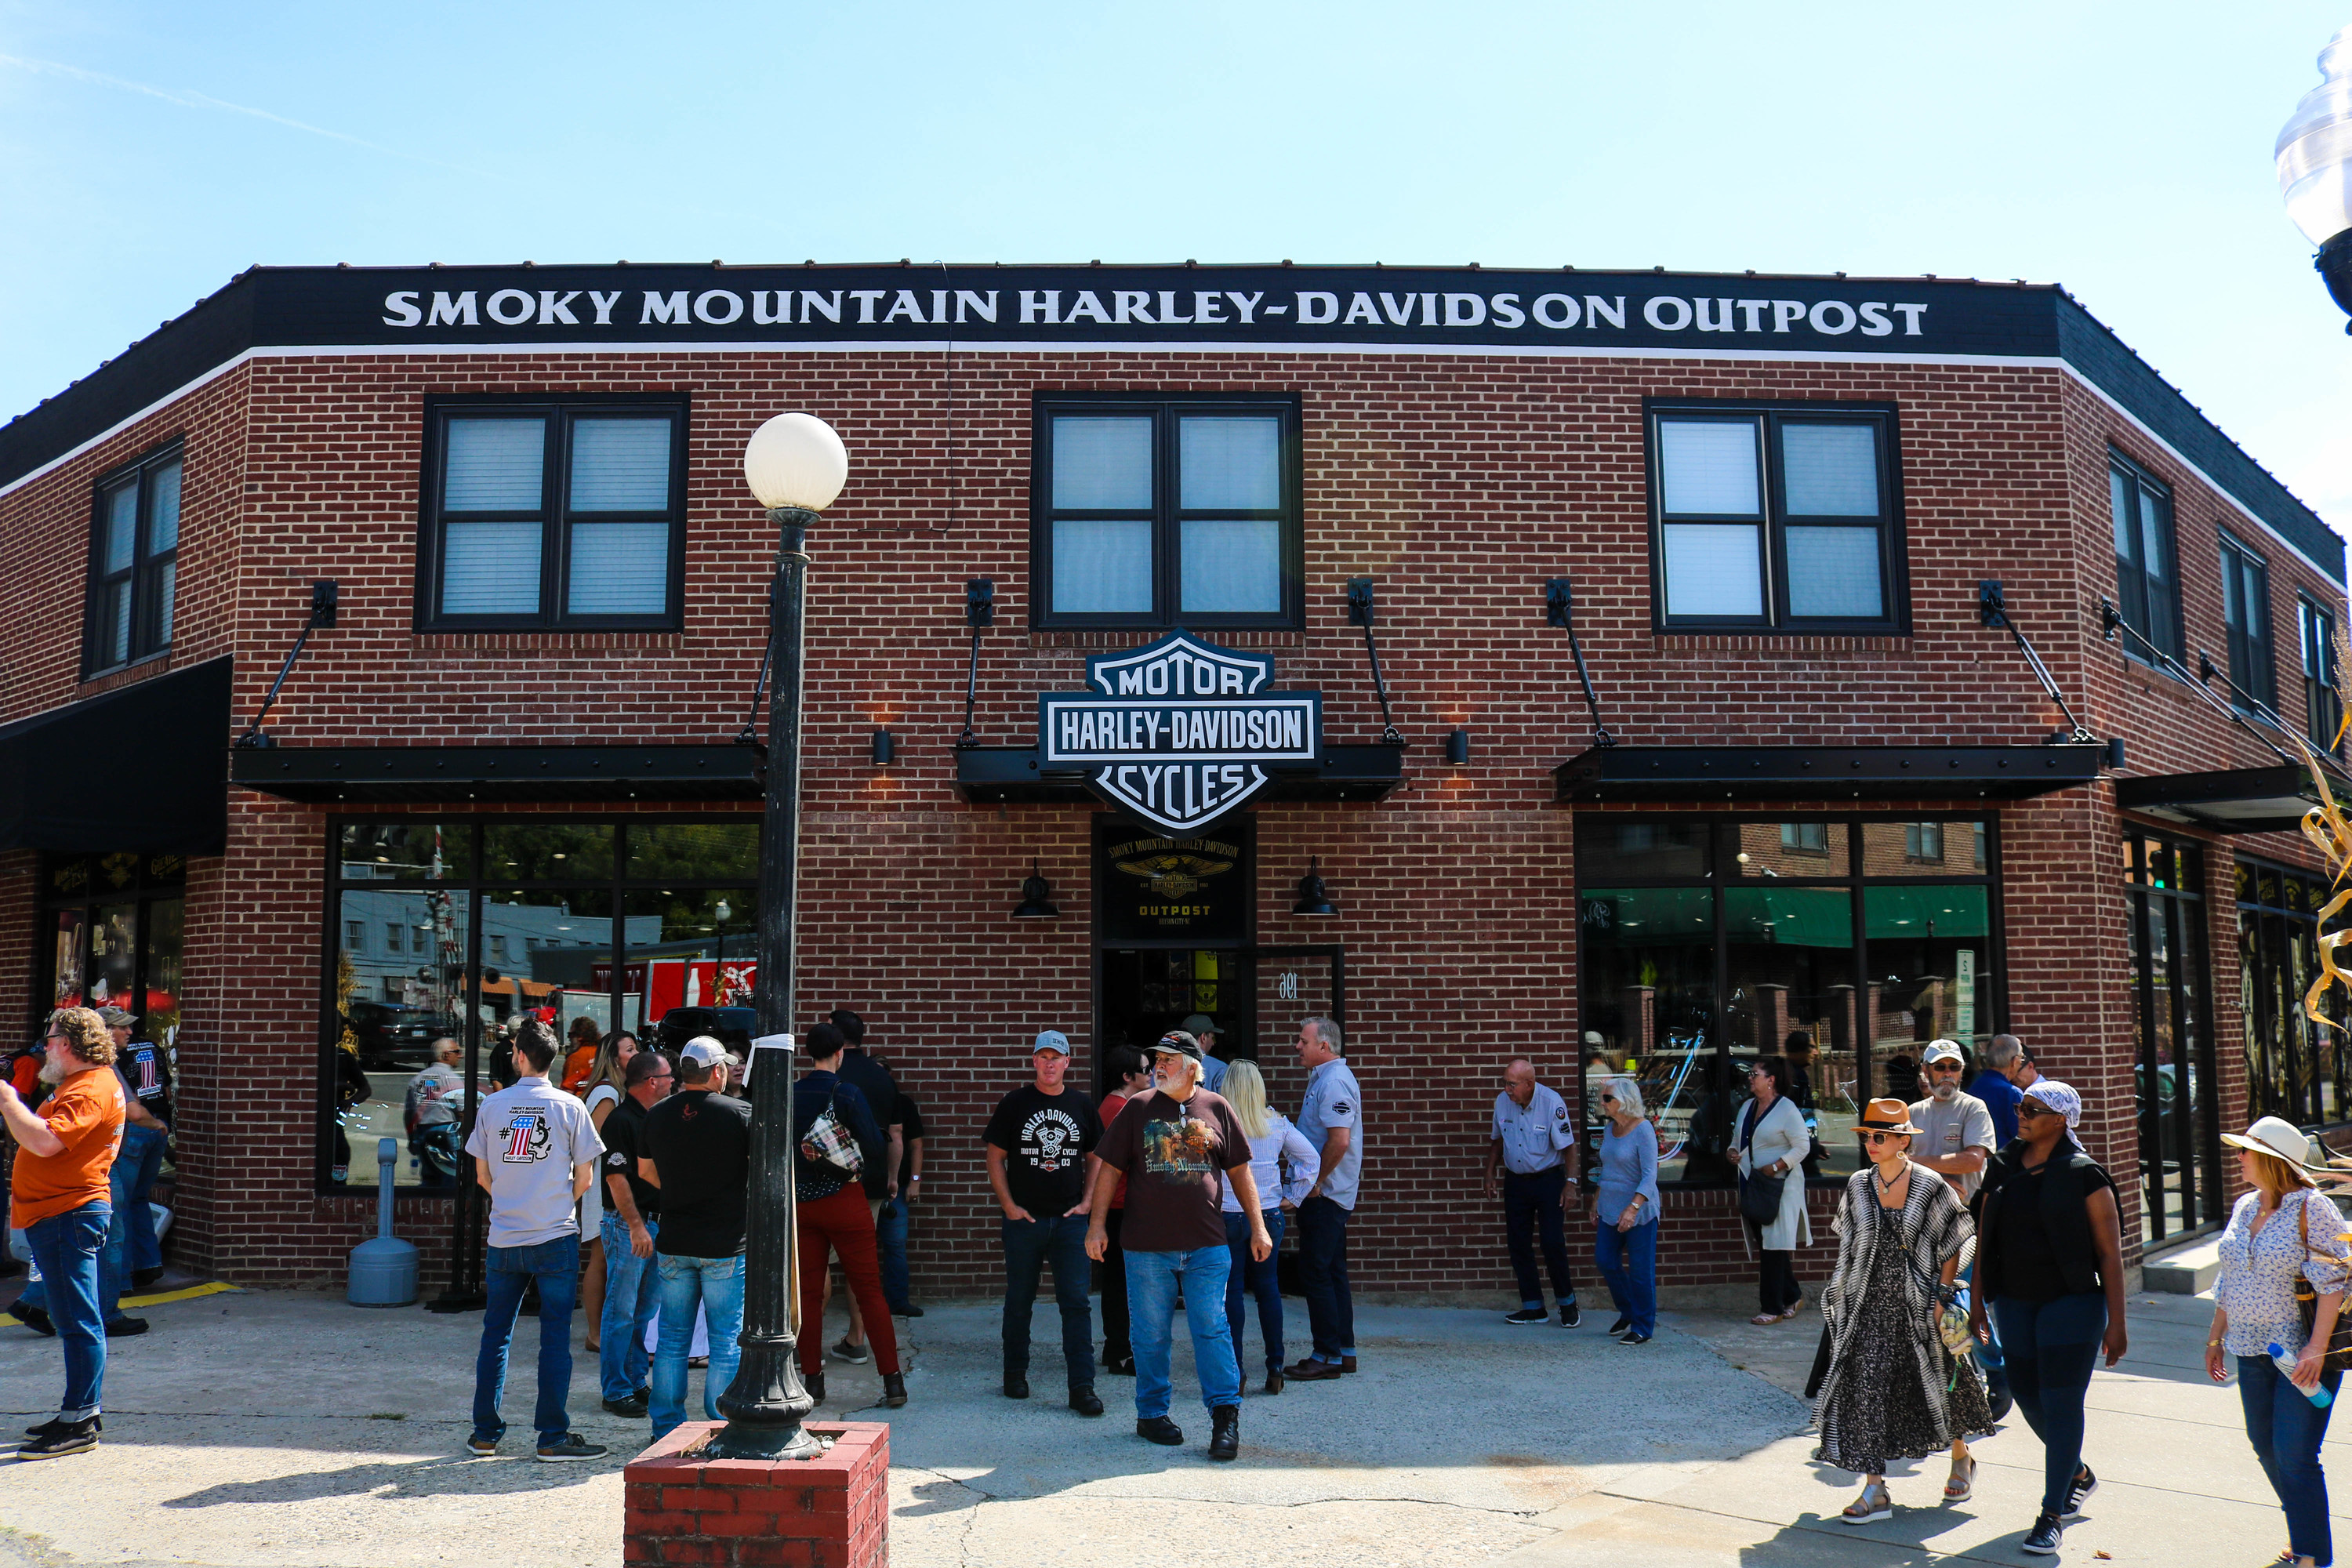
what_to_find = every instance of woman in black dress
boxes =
[1814,1098,1996,1524]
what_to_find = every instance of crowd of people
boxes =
[4,1001,2347,1564]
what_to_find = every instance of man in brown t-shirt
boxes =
[1086,1031,1269,1461]
[0,1007,125,1459]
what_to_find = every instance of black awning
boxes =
[1552,743,2106,804]
[0,657,233,854]
[230,744,763,803]
[956,744,1406,806]
[2114,764,2320,834]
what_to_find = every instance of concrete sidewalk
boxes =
[0,1280,2307,1566]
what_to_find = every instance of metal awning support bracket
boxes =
[1545,577,1617,748]
[1347,579,1405,746]
[234,580,337,750]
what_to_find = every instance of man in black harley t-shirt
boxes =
[983,1029,1105,1414]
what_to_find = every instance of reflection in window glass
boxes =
[626,823,759,882]
[337,822,475,881]
[1726,887,1860,1178]
[90,905,136,1010]
[51,909,87,1008]
[1743,822,1845,873]
[1863,884,1991,1112]
[483,824,616,881]
[1578,821,1709,881]
[335,887,470,1192]
[1580,887,1718,1186]
[620,889,757,1034]
[480,888,617,1034]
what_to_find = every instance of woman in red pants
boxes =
[793,1023,907,1408]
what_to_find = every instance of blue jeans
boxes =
[2241,1352,2342,1566]
[24,1202,109,1420]
[651,1254,745,1439]
[1125,1245,1241,1417]
[473,1234,579,1446]
[1993,1292,2103,1515]
[118,1125,167,1275]
[1297,1196,1355,1363]
[1504,1167,1577,1309]
[877,1197,912,1312]
[1000,1214,1094,1387]
[20,1160,131,1324]
[1593,1218,1658,1338]
[597,1213,660,1401]
[1224,1209,1286,1375]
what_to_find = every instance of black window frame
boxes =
[1029,391,1304,631]
[83,440,185,676]
[2109,448,2183,666]
[2218,531,2276,714]
[2301,594,2343,754]
[414,394,690,633]
[1644,399,1909,636]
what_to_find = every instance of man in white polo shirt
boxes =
[1285,1015,1363,1381]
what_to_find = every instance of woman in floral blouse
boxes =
[2209,1116,2351,1568]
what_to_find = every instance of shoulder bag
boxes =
[798,1084,864,1175]
[2292,1190,2352,1370]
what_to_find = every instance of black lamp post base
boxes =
[705,1341,822,1459]
[703,1420,826,1461]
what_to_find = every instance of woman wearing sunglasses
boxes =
[1592,1075,1661,1344]
[1968,1081,2127,1555]
[1813,1098,1995,1528]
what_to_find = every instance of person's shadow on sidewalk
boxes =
[158,1452,605,1509]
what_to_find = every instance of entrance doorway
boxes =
[2125,833,2221,1245]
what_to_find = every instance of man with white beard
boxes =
[984,1029,1105,1415]
[1911,1037,2009,1418]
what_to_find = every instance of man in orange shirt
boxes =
[0,1007,125,1460]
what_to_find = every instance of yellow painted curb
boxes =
[117,1282,241,1308]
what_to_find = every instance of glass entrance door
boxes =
[2125,836,2220,1245]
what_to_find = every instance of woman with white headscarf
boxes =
[1967,1080,2128,1556]
[2208,1115,2351,1568]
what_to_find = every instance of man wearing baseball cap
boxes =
[983,1029,1105,1414]
[1912,1038,2007,1417]
[1086,1030,1269,1461]
[1181,1015,1229,1094]
[638,1036,752,1439]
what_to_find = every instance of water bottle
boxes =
[2269,1342,2335,1406]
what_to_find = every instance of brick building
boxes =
[0,261,2342,1301]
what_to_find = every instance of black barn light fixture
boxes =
[1291,856,1338,916]
[1444,729,1471,764]
[1013,858,1060,919]
[871,729,896,765]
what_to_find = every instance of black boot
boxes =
[1069,1385,1104,1417]
[1004,1371,1029,1399]
[804,1370,826,1404]
[1208,1405,1240,1461]
[1136,1414,1183,1445]
[881,1373,907,1409]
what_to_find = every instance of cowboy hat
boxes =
[1855,1098,1922,1135]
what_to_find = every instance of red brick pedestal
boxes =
[626,1421,889,1568]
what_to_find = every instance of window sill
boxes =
[76,650,175,696]
[1653,632,1914,654]
[1028,628,1304,652]
[411,630,684,654]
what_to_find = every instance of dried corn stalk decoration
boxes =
[2299,622,2352,1043]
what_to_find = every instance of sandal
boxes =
[1750,1313,1782,1326]
[1944,1455,1976,1503]
[1841,1482,1893,1523]
[1779,1300,1805,1321]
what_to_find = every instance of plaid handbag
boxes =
[798,1085,864,1174]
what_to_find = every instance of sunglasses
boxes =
[1599,1093,1617,1103]
[2017,1104,2057,1120]
[1860,1131,1905,1145]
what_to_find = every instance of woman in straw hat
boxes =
[1813,1098,1994,1526]
[2209,1115,2352,1568]
[1967,1080,2128,1556]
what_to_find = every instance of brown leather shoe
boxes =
[1341,1356,1358,1374]
[1283,1357,1342,1381]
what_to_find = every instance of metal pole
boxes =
[706,507,821,1461]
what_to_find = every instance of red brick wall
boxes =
[0,345,2337,1294]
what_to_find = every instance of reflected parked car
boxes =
[347,1002,460,1070]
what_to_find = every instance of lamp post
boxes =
[703,412,848,1461]
[2278,24,2352,325]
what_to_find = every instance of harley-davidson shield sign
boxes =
[1039,630,1322,837]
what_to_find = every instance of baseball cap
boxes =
[1151,1030,1204,1065]
[1922,1039,1967,1067]
[1180,1013,1218,1037]
[1033,1029,1071,1056]
[97,1006,138,1029]
[680,1037,728,1070]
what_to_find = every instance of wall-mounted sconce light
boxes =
[1291,857,1338,917]
[871,728,896,765]
[1444,729,1470,764]
[1013,858,1060,919]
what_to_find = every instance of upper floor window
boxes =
[2109,452,2180,663]
[1780,822,1831,855]
[85,444,183,674]
[1031,394,1301,629]
[416,397,686,630]
[1646,403,1905,633]
[1904,822,1944,863]
[2219,532,2275,713]
[2303,595,2343,753]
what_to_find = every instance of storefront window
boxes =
[323,817,754,1192]
[2239,856,2347,1130]
[2127,837,2219,1244]
[1577,815,1998,1187]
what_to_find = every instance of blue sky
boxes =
[5,2,2352,535]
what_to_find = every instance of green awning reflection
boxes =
[1865,884,1988,939]
[1726,887,1850,948]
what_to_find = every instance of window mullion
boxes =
[1157,408,1178,626]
